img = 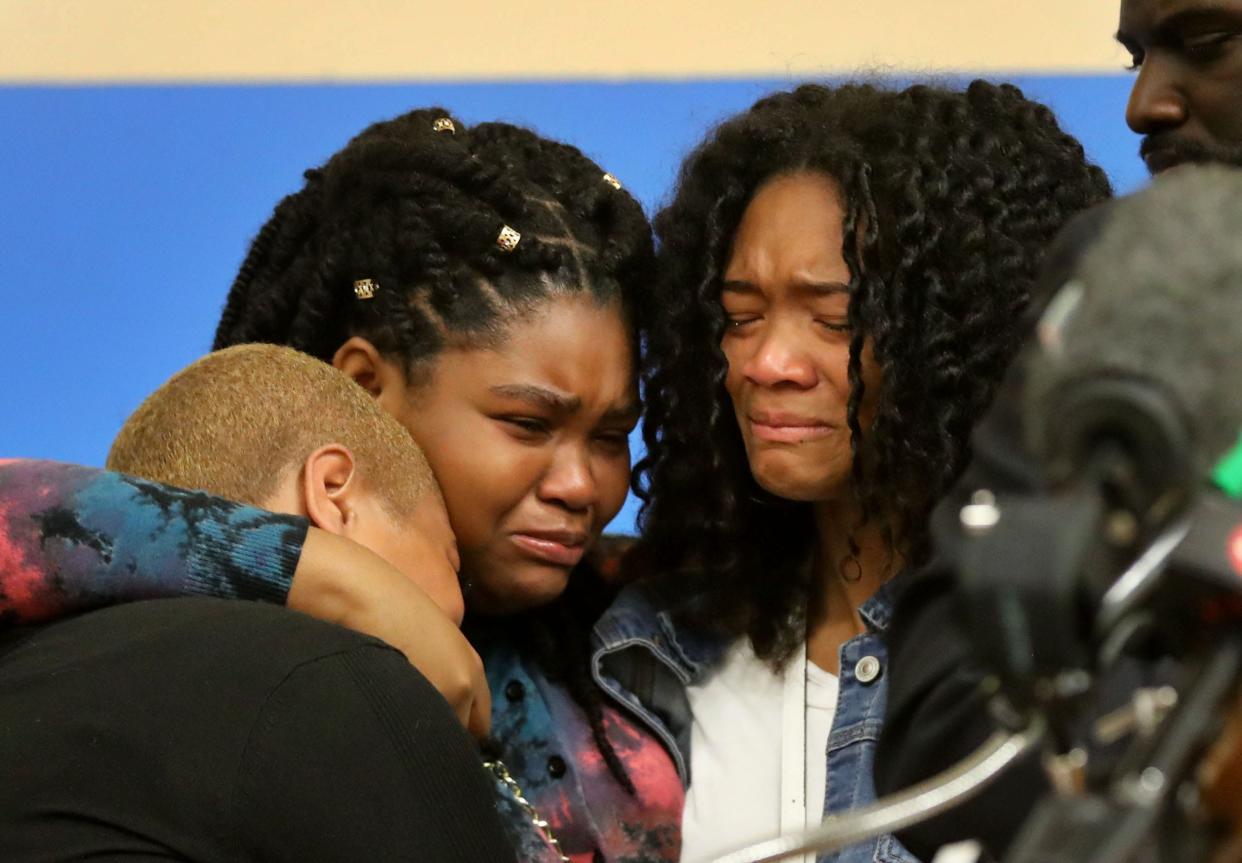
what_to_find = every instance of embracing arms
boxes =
[0,459,489,734]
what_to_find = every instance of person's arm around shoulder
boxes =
[0,459,305,624]
[231,640,515,863]
[0,459,489,735]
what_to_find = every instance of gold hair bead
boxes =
[432,117,456,134]
[602,173,622,191]
[353,278,378,300]
[496,225,522,253]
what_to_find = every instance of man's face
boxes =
[1118,0,1242,173]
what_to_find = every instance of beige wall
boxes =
[3,0,1129,81]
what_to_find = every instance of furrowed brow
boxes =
[1153,6,1242,42]
[489,384,581,413]
[720,279,762,295]
[792,279,850,298]
[601,402,641,426]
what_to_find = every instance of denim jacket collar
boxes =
[590,576,902,787]
[595,578,899,679]
[592,583,727,685]
[857,577,898,632]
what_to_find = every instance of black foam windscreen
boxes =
[1024,165,1242,500]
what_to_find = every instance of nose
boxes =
[537,444,596,513]
[741,324,818,389]
[1126,58,1188,134]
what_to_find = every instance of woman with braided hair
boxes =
[0,108,679,863]
[211,109,677,861]
[592,80,1113,862]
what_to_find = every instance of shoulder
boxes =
[595,578,667,642]
[595,580,731,682]
[163,596,385,654]
[5,597,393,686]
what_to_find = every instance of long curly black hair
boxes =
[634,80,1113,664]
[212,106,652,792]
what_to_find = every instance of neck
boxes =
[804,499,902,674]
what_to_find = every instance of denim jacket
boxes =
[479,630,685,863]
[591,580,922,863]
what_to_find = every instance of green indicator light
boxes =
[1212,432,1242,500]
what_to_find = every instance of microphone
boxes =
[959,166,1242,863]
[1023,182,1242,528]
[1023,160,1242,513]
[958,165,1242,701]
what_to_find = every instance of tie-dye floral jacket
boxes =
[0,460,683,863]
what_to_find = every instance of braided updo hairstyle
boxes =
[213,107,653,792]
[635,80,1113,664]
[215,107,651,363]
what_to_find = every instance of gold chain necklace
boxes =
[483,758,571,863]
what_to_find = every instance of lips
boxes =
[1140,135,1215,175]
[747,411,833,443]
[1143,147,1190,175]
[510,528,588,567]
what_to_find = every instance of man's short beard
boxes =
[1140,134,1242,174]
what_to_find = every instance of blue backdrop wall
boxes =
[0,76,1147,532]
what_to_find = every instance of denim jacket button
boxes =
[854,655,882,684]
[505,680,526,702]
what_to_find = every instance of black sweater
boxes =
[0,597,517,862]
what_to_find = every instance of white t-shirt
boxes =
[679,638,840,863]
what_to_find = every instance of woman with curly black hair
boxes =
[0,108,679,863]
[598,80,1113,861]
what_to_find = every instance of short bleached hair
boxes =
[107,344,436,514]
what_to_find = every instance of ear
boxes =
[301,444,361,537]
[333,337,413,416]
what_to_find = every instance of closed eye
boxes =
[594,430,631,450]
[499,417,549,436]
[1182,31,1238,62]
